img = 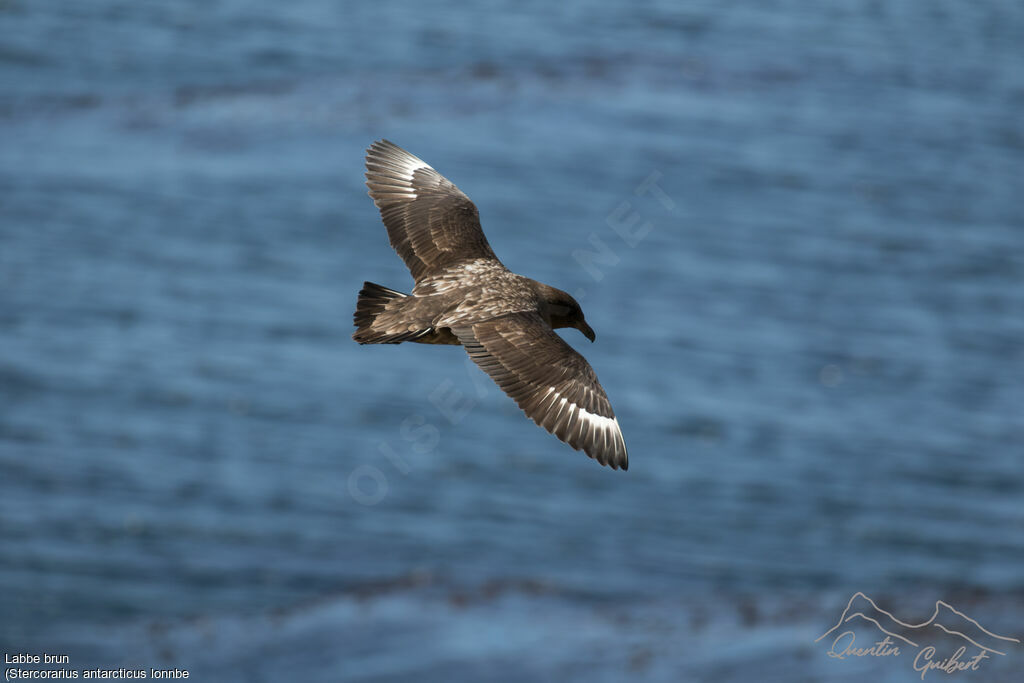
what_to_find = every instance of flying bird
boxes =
[353,140,628,470]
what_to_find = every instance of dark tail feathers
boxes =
[352,282,415,344]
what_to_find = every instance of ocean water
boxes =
[1,1,1023,680]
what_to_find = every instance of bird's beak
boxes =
[578,321,596,343]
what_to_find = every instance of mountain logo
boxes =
[815,592,1020,678]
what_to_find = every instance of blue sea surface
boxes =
[2,1,1023,680]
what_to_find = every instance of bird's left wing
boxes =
[365,140,500,283]
[454,312,628,470]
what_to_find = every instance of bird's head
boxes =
[541,286,595,342]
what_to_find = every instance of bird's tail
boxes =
[352,281,413,344]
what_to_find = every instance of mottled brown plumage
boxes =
[353,140,627,470]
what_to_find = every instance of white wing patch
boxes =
[544,387,623,450]
[389,153,432,200]
[366,142,433,201]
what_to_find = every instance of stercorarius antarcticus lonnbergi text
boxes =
[353,140,628,470]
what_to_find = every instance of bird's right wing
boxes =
[454,312,628,470]
[365,140,500,283]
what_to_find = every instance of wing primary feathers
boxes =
[364,140,500,283]
[454,313,628,470]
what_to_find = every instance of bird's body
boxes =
[357,259,573,344]
[353,140,628,470]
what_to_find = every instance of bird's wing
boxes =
[454,312,628,470]
[365,140,500,283]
